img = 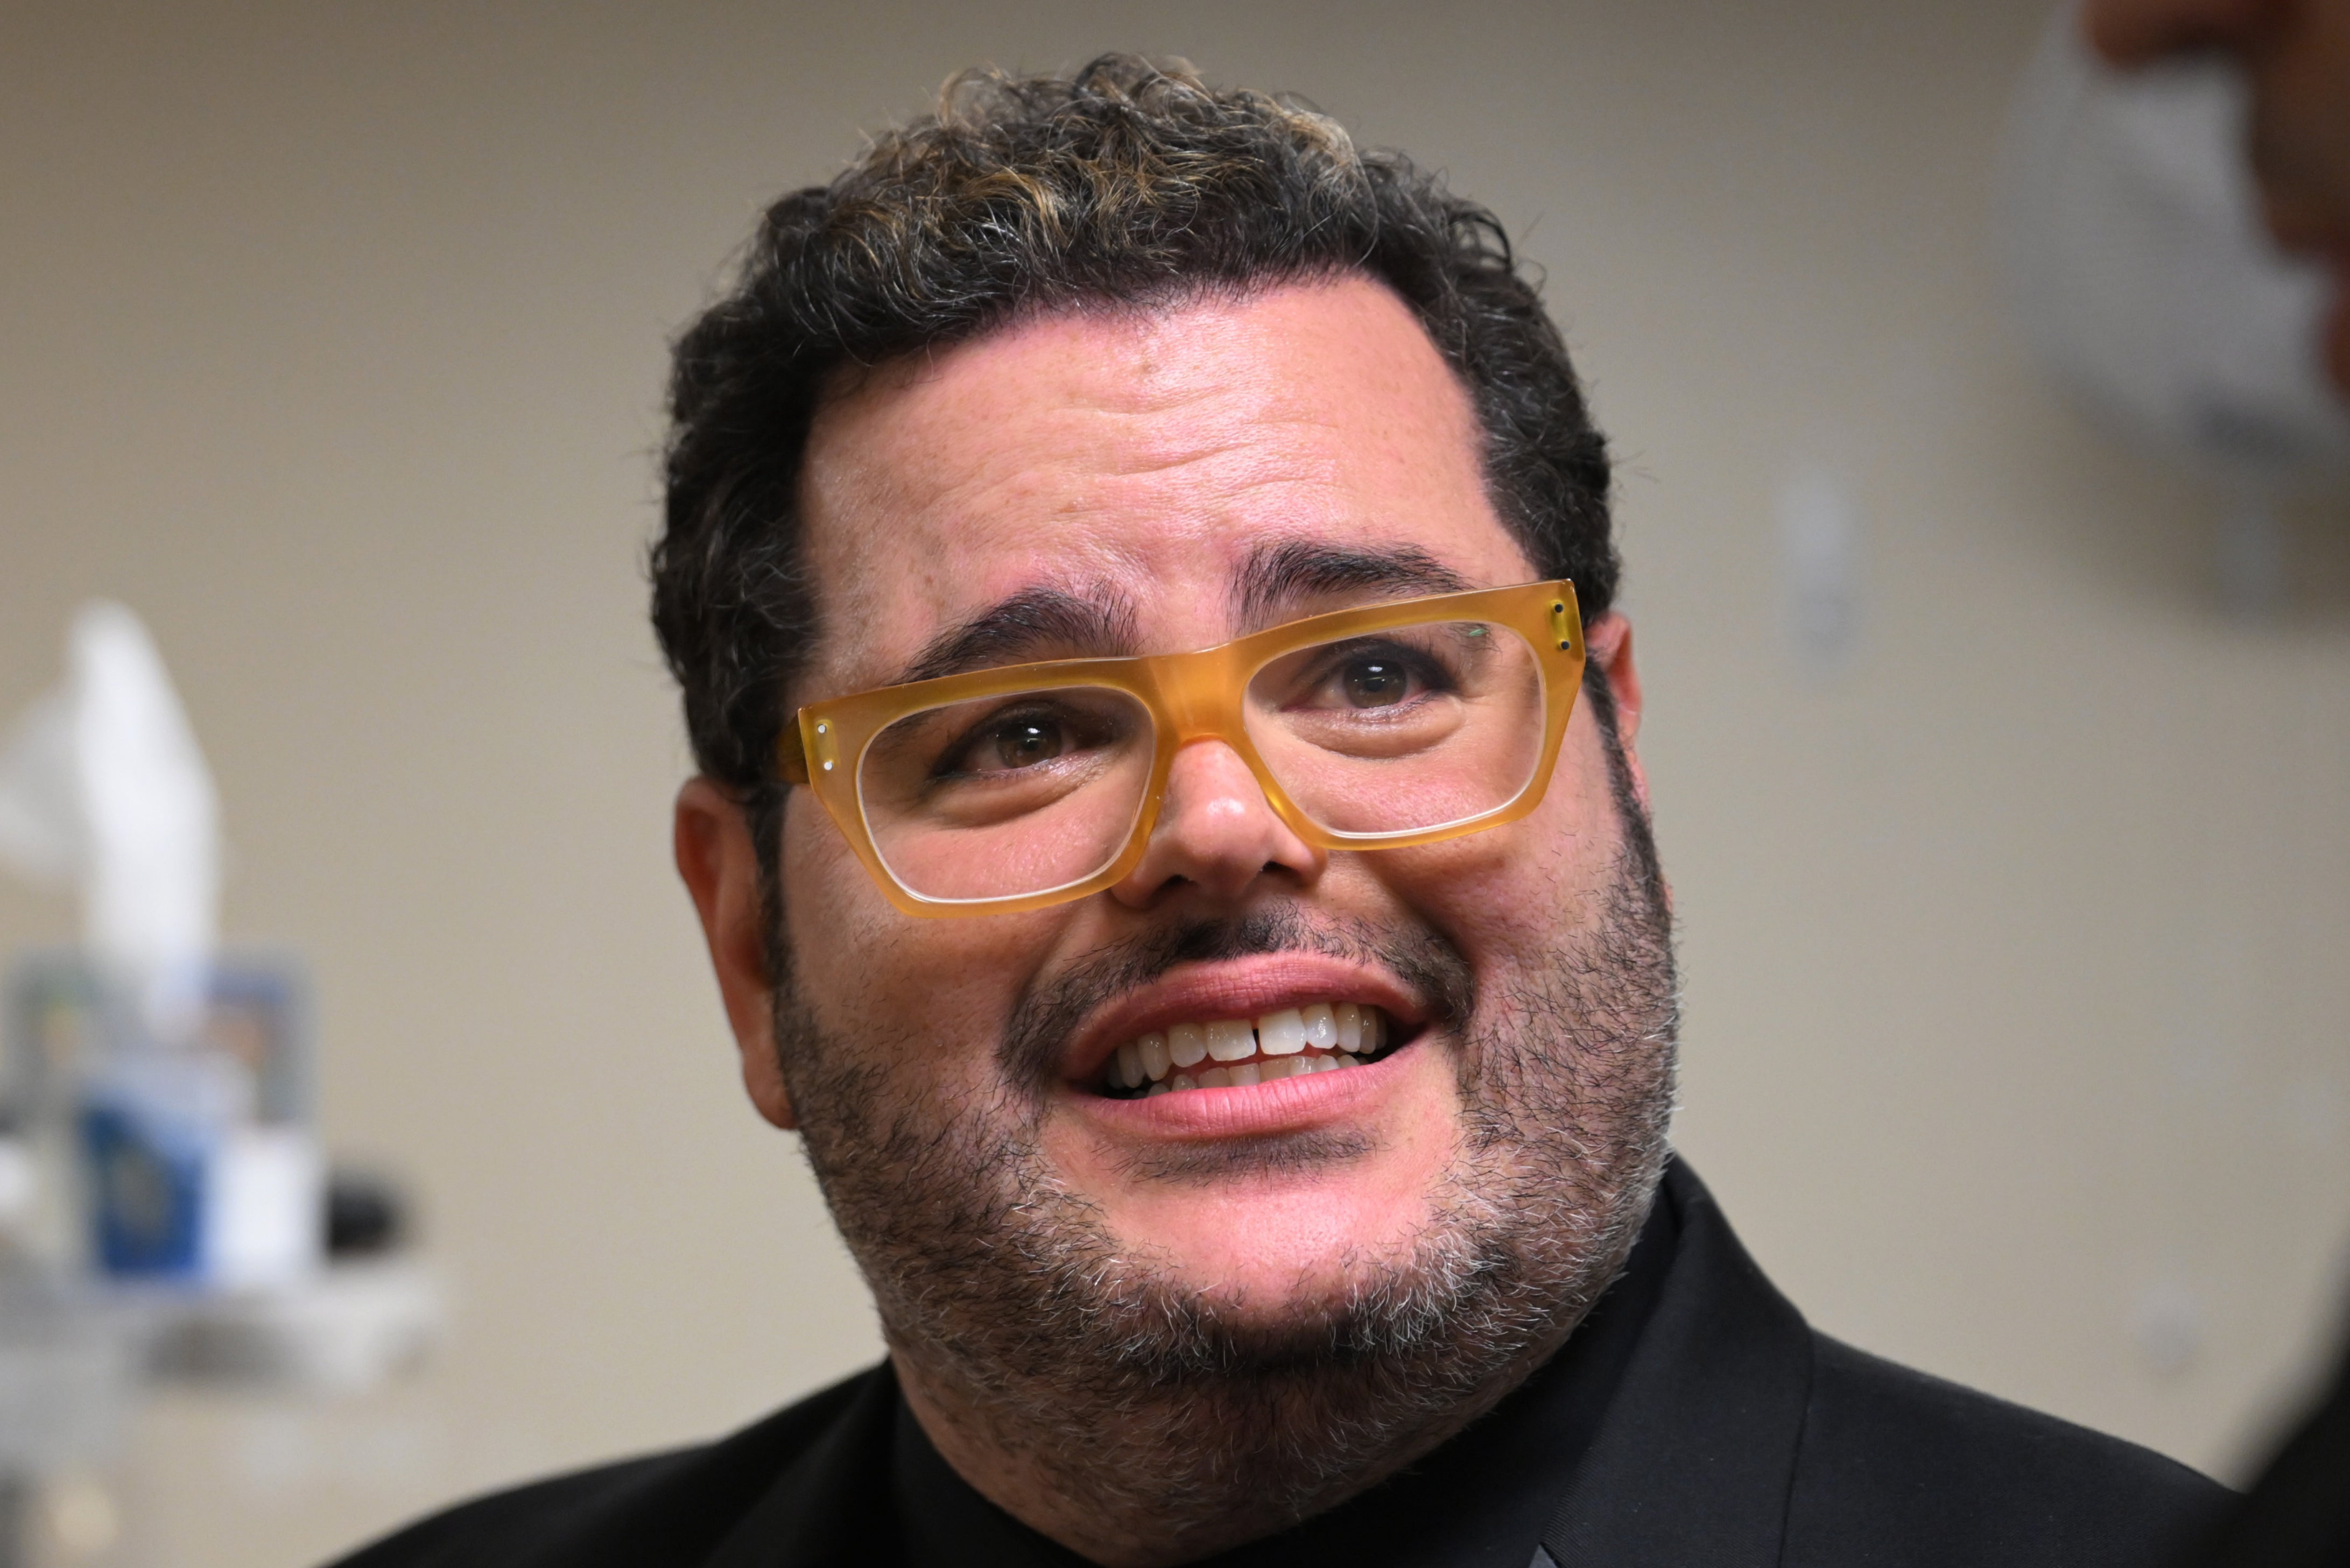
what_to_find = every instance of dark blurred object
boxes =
[324,1168,405,1259]
[2058,3,2350,1553]
[2179,1337,2350,1565]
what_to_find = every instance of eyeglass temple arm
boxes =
[776,715,811,786]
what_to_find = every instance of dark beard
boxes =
[768,829,1678,1556]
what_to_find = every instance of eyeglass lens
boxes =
[854,619,1547,903]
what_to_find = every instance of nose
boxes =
[1109,739,1324,909]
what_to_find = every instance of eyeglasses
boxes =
[778,580,1586,916]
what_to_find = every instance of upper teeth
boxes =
[1104,1003,1392,1095]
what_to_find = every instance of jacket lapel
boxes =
[1540,1161,1814,1568]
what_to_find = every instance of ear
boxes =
[674,776,798,1131]
[1584,611,1651,814]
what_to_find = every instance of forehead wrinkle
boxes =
[835,331,1371,514]
[817,403,1342,584]
[914,408,1356,533]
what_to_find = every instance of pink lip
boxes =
[1058,952,1425,1086]
[1073,1039,1418,1139]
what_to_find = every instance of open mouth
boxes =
[1094,1002,1405,1098]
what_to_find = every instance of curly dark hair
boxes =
[652,54,1616,843]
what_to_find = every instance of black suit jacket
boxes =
[331,1163,2228,1567]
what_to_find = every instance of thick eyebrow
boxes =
[1231,539,1474,628]
[889,585,1141,686]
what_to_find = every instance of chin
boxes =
[1107,1169,1447,1317]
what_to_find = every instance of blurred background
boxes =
[2,2,2346,1563]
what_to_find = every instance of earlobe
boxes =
[673,777,799,1131]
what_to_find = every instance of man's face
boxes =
[790,274,1656,1286]
[680,277,1675,1543]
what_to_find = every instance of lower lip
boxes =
[1071,1040,1415,1139]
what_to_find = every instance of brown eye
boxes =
[1342,659,1413,707]
[988,718,1067,770]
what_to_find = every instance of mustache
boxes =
[997,903,1478,1093]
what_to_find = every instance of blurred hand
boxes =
[2084,0,2350,387]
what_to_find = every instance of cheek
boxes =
[1370,717,1623,963]
[778,792,1062,1078]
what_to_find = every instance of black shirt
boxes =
[329,1161,2231,1568]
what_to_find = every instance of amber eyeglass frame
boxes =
[776,580,1587,917]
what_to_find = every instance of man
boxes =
[337,58,2225,1568]
[2078,8,2350,1565]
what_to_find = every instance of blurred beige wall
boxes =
[3,3,2348,1564]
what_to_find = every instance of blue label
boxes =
[82,1103,206,1277]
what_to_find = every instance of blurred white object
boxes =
[206,1127,325,1290]
[2004,3,2350,485]
[146,1259,447,1394]
[1778,459,1866,674]
[0,603,221,1042]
